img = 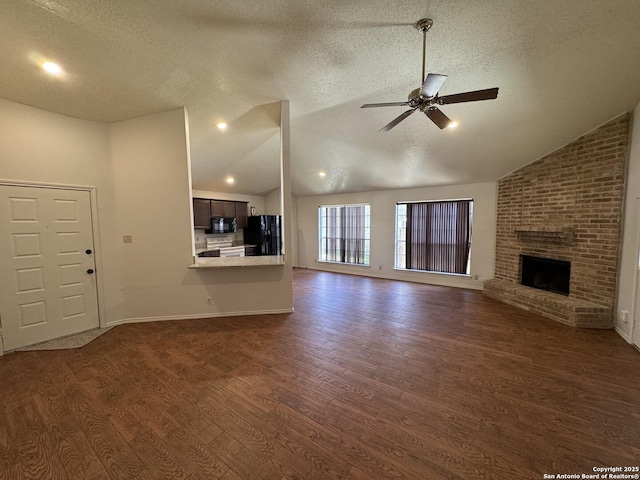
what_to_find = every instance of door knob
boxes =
[86,249,93,254]
[87,269,94,274]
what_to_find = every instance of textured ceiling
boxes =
[3,0,640,196]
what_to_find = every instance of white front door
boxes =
[0,185,99,351]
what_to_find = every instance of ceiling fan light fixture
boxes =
[225,176,235,184]
[318,171,326,177]
[447,121,458,129]
[216,122,228,131]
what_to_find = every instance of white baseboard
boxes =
[615,325,633,343]
[105,308,295,327]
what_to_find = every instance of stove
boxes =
[206,236,232,250]
[205,236,245,258]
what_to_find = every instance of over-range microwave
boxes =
[206,216,237,234]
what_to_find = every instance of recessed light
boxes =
[447,121,458,129]
[319,171,326,177]
[42,61,62,75]
[217,122,228,131]
[226,177,235,184]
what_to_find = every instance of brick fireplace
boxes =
[484,114,630,328]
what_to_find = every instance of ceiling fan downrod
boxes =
[415,18,433,86]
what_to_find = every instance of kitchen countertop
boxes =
[189,255,285,269]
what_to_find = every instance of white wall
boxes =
[617,104,640,343]
[264,187,282,215]
[105,107,294,323]
[108,108,195,320]
[295,182,498,290]
[0,99,294,337]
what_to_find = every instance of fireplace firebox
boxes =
[520,255,570,296]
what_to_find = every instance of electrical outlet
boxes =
[206,297,212,305]
[123,235,133,244]
[619,310,630,324]
[378,266,382,270]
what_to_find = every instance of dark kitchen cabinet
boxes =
[210,200,225,217]
[194,198,249,228]
[223,202,236,217]
[211,200,239,218]
[235,202,248,228]
[193,198,211,229]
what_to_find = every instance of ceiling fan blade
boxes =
[437,87,499,105]
[420,73,448,98]
[361,102,410,108]
[380,109,416,132]
[425,107,453,129]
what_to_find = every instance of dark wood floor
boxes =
[1,269,639,479]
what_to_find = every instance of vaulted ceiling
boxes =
[3,0,640,196]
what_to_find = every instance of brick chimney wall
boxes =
[492,114,630,311]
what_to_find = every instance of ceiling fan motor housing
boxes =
[408,88,437,111]
[409,88,421,100]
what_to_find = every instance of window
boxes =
[319,204,370,265]
[395,200,472,274]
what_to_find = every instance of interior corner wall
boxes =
[617,105,640,342]
[295,182,497,290]
[0,100,294,334]
[108,108,294,323]
[264,187,282,215]
[0,98,126,323]
[108,108,196,320]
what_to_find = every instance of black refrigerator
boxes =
[245,215,282,255]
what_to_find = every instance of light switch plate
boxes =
[123,235,133,244]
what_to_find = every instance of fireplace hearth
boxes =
[520,255,570,296]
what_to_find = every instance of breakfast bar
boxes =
[189,255,285,269]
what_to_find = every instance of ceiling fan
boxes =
[361,18,499,132]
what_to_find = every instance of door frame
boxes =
[0,179,106,356]
[632,196,640,350]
